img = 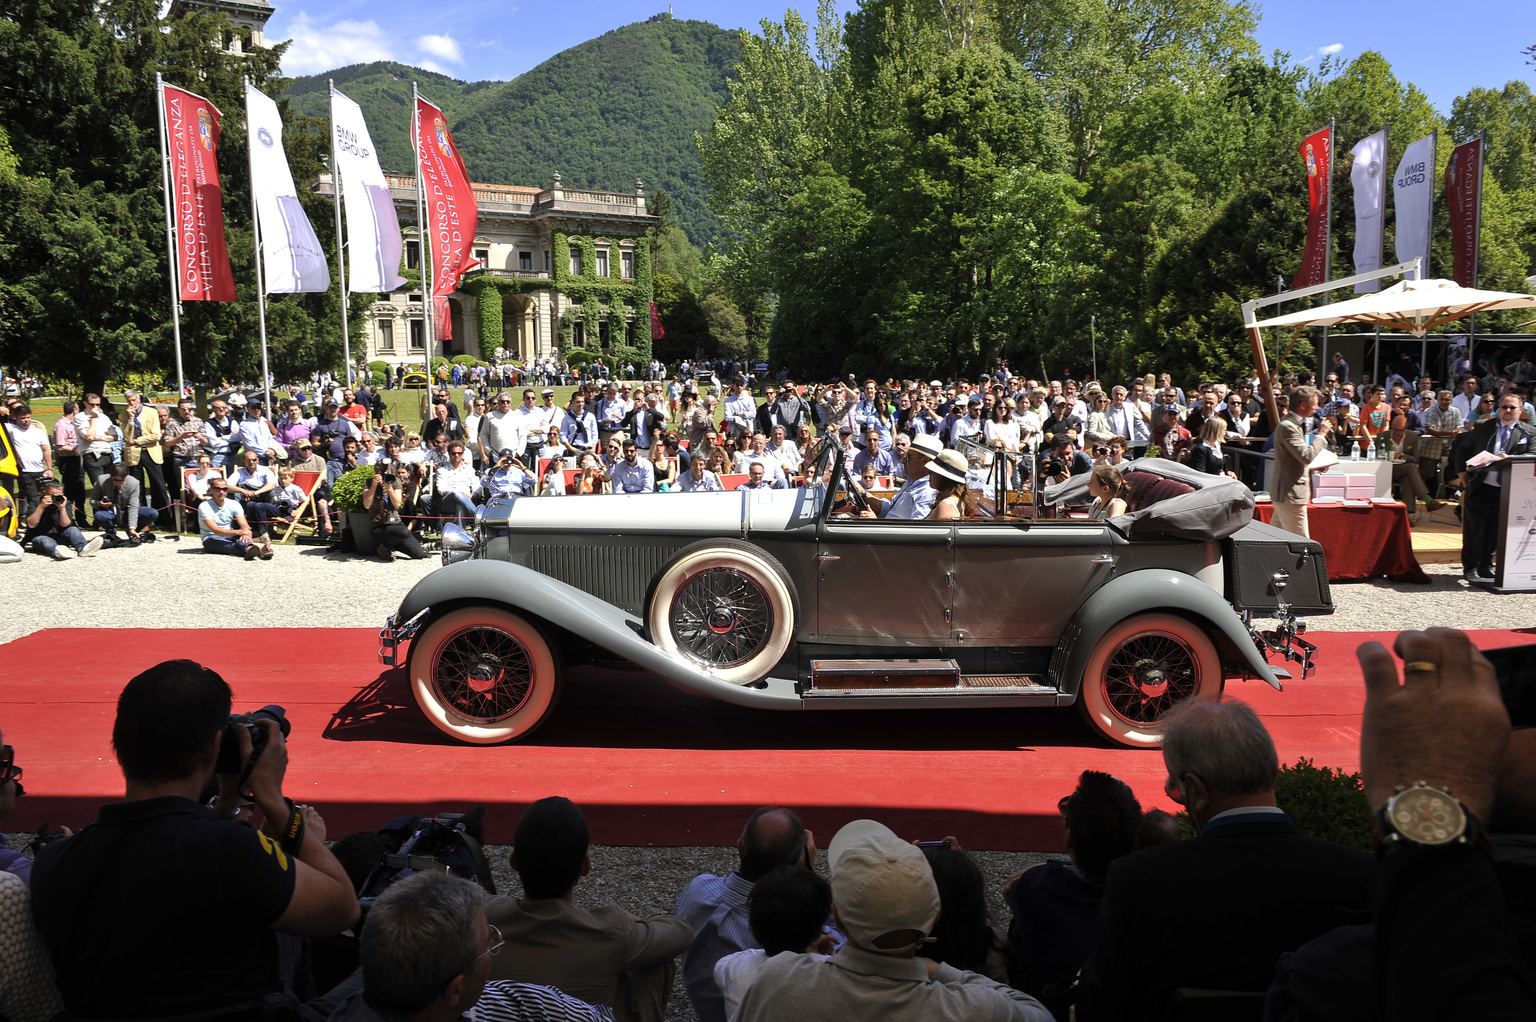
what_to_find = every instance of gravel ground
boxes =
[3,536,1526,1019]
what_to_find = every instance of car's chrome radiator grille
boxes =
[528,544,680,615]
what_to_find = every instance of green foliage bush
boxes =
[331,463,377,514]
[451,354,478,366]
[368,361,390,380]
[566,349,592,367]
[1172,758,1374,849]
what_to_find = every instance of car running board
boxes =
[806,659,1056,698]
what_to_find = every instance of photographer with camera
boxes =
[1040,436,1091,488]
[483,449,534,498]
[22,480,102,560]
[30,660,359,1020]
[364,461,428,562]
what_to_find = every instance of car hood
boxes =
[492,486,822,536]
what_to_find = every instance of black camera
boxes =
[1094,446,1108,457]
[215,705,290,775]
[51,493,64,505]
[381,472,397,485]
[1045,457,1066,476]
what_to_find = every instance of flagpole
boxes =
[412,82,434,409]
[244,77,273,419]
[155,73,187,399]
[1321,119,1335,375]
[328,81,354,388]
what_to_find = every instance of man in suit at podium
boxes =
[1454,390,1536,580]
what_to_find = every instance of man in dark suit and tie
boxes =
[1452,389,1536,580]
[1075,699,1372,1020]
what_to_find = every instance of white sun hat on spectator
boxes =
[828,819,940,955]
[926,449,968,485]
[910,433,943,460]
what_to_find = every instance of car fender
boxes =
[395,560,804,710]
[1054,569,1280,700]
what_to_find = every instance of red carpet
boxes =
[3,627,1529,851]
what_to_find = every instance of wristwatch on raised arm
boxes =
[1374,781,1490,858]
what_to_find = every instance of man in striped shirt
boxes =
[323,870,612,1022]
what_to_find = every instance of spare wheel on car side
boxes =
[646,539,797,685]
[409,606,562,744]
[1077,612,1223,749]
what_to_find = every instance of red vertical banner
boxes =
[413,97,479,340]
[162,84,236,301]
[650,301,665,340]
[1446,137,1483,288]
[1293,126,1332,289]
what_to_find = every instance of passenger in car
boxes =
[859,434,941,520]
[1087,466,1130,520]
[925,450,976,521]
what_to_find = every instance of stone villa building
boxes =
[315,172,658,371]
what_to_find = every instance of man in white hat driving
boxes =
[858,433,942,520]
[736,819,1047,1021]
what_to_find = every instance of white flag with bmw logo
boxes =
[330,87,406,294]
[245,84,330,293]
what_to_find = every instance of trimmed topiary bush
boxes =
[1171,758,1374,849]
[332,463,377,515]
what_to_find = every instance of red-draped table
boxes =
[1255,500,1429,583]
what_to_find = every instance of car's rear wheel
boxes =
[409,606,561,744]
[646,539,796,685]
[1077,613,1222,749]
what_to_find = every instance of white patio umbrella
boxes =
[1252,277,1536,337]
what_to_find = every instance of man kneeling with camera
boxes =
[31,659,359,1019]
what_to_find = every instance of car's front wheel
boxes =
[409,606,561,744]
[646,539,797,685]
[1077,613,1223,749]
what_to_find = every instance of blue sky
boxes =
[269,0,1533,115]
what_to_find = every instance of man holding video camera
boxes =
[30,659,359,1019]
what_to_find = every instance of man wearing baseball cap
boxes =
[737,819,1045,1021]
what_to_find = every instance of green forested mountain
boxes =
[283,16,739,246]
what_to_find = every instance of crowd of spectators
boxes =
[4,346,1534,562]
[2,628,1531,1021]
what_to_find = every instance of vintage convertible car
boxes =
[380,442,1331,749]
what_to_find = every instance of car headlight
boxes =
[441,522,475,553]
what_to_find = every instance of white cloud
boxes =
[417,33,465,66]
[1319,43,1344,55]
[277,13,396,75]
[417,60,452,75]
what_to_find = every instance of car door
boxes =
[950,520,1115,645]
[815,517,955,644]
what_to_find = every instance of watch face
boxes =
[1388,787,1466,846]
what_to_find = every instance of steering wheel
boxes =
[845,478,869,513]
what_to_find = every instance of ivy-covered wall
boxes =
[550,230,654,359]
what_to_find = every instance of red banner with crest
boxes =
[1446,137,1483,288]
[413,96,479,340]
[162,83,236,301]
[1292,126,1332,289]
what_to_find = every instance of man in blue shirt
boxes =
[676,808,818,1022]
[560,394,599,460]
[851,426,901,479]
[483,450,534,497]
[610,441,656,493]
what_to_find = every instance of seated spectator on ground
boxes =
[1075,698,1373,1020]
[22,481,101,561]
[94,463,158,544]
[30,660,357,1018]
[921,840,1009,982]
[737,819,1048,1022]
[436,442,481,525]
[714,866,836,1020]
[323,870,611,1022]
[365,463,427,562]
[199,478,268,559]
[1005,771,1141,1018]
[230,450,283,541]
[486,796,693,1022]
[677,807,818,1022]
[0,734,65,1022]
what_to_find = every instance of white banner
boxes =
[1350,129,1386,293]
[245,85,329,293]
[1393,133,1435,277]
[330,88,406,293]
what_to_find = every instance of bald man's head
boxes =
[737,806,807,881]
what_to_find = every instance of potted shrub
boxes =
[332,463,377,553]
